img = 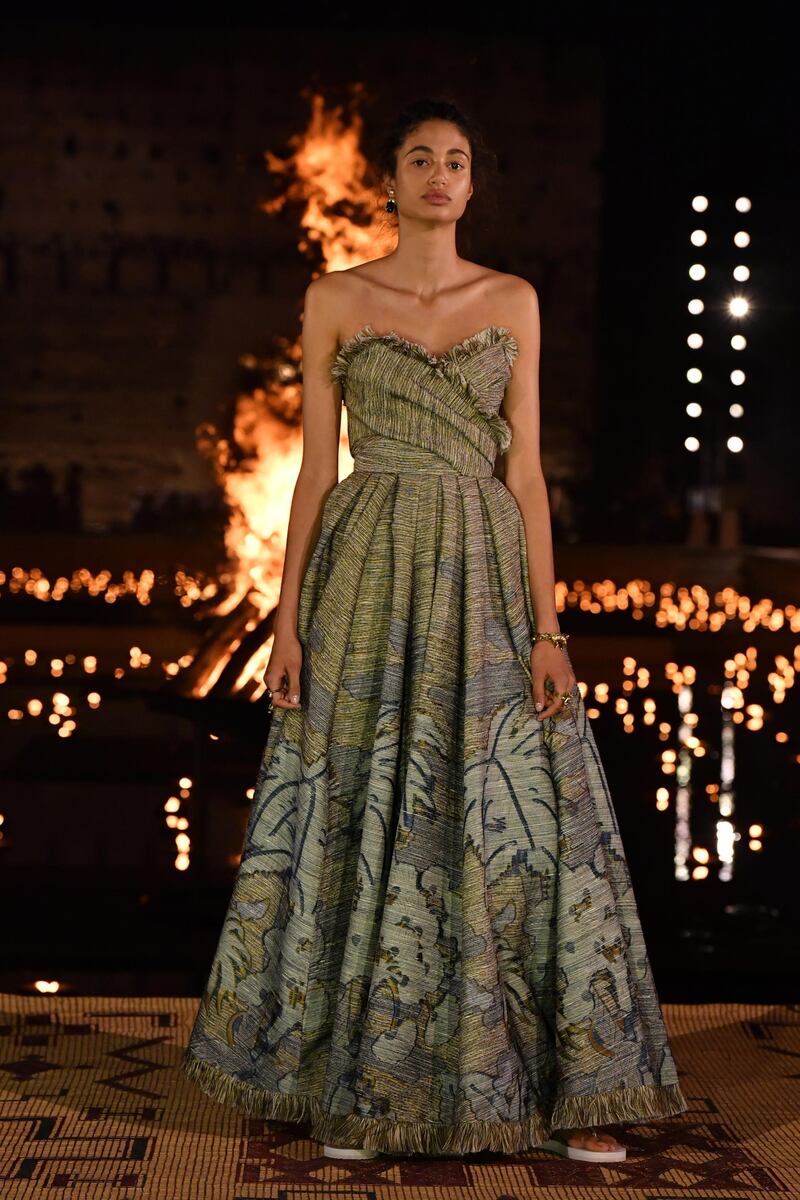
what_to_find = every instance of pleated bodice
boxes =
[330,324,519,477]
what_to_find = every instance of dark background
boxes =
[1,6,798,1001]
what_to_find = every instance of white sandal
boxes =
[323,1144,381,1160]
[538,1128,627,1162]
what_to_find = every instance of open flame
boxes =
[186,91,395,700]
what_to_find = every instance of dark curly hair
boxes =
[364,95,498,239]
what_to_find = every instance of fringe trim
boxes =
[329,323,518,454]
[550,1080,689,1132]
[181,1047,688,1157]
[487,413,513,453]
[330,323,518,386]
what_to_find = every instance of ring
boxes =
[560,691,572,706]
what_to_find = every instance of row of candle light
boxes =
[2,566,799,635]
[3,567,795,889]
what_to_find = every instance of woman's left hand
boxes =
[530,641,577,719]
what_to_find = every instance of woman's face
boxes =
[387,119,473,221]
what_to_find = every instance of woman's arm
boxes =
[502,279,576,718]
[502,280,560,634]
[268,276,342,706]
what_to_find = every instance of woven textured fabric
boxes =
[182,323,688,1155]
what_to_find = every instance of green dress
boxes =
[182,323,688,1155]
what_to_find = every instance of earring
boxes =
[385,186,396,213]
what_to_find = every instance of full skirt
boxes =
[182,461,687,1154]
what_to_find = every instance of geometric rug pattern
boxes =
[0,995,797,1199]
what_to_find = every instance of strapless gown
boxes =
[181,322,688,1155]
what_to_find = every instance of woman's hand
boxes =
[530,640,577,720]
[264,628,304,709]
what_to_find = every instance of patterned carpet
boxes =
[0,994,796,1199]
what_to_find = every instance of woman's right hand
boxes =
[264,628,304,709]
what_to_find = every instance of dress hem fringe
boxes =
[181,1046,688,1156]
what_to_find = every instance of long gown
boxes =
[181,322,688,1155]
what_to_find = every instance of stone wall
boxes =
[0,23,606,532]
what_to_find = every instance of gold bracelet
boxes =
[533,631,569,651]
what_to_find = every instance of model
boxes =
[182,96,688,1163]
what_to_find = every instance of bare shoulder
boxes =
[304,260,387,340]
[301,272,350,357]
[489,270,538,319]
[483,271,539,355]
[303,269,348,314]
[459,262,539,331]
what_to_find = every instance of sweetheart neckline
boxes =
[328,322,518,452]
[335,322,518,366]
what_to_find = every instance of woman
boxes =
[182,97,688,1163]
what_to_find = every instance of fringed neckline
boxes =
[331,322,519,382]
